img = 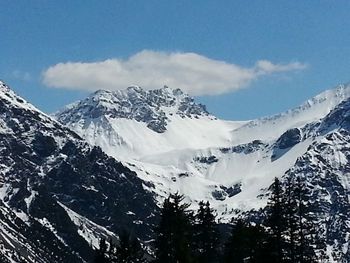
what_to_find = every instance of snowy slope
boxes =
[56,83,350,261]
[55,83,350,160]
[0,78,349,261]
[55,86,245,159]
[231,84,350,144]
[128,137,315,224]
[55,84,350,216]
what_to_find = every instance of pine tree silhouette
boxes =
[223,219,268,263]
[193,201,219,263]
[277,174,319,263]
[153,193,194,263]
[265,177,287,262]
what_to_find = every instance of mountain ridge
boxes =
[0,81,159,262]
[1,80,350,261]
[53,85,350,214]
[55,82,350,261]
[55,85,210,134]
[54,85,242,159]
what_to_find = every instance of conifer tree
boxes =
[265,177,286,262]
[283,174,318,263]
[293,177,317,263]
[153,193,194,263]
[111,230,145,263]
[193,201,219,263]
[223,219,268,263]
[284,175,298,263]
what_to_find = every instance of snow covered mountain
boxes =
[0,81,158,262]
[56,83,350,261]
[231,83,350,144]
[55,86,244,159]
[1,78,348,261]
[54,84,350,211]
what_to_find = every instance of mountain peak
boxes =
[0,80,45,116]
[55,86,209,133]
[0,80,12,94]
[230,83,350,144]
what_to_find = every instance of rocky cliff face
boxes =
[276,99,350,261]
[0,81,158,262]
[55,85,209,134]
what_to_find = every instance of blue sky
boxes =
[1,1,350,120]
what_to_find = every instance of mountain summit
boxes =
[55,86,242,159]
[56,85,209,133]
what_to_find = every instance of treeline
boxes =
[93,177,325,263]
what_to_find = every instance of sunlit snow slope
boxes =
[55,86,245,159]
[231,84,350,144]
[55,83,350,221]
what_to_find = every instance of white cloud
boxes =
[42,50,307,96]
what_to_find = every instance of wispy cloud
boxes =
[12,70,31,81]
[42,50,307,96]
[254,60,307,75]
